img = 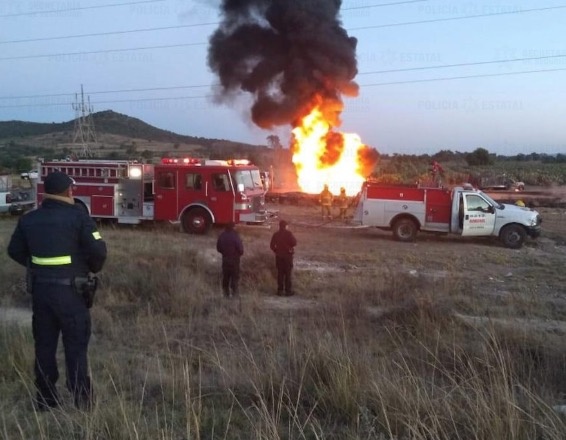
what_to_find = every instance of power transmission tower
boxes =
[72,85,98,158]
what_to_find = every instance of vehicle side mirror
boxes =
[237,183,244,192]
[488,205,495,214]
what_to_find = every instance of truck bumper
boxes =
[9,202,35,215]
[239,211,268,224]
[527,225,542,238]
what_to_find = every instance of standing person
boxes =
[270,220,297,296]
[319,184,333,220]
[7,171,107,411]
[430,161,444,186]
[216,221,244,298]
[337,187,349,221]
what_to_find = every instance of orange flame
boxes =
[291,103,370,197]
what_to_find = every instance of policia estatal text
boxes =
[8,171,107,411]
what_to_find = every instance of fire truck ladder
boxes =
[41,161,129,180]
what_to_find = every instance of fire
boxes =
[291,103,369,197]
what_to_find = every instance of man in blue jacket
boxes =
[216,221,244,297]
[8,171,107,411]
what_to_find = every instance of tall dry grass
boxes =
[0,218,565,439]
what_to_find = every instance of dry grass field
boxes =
[1,203,565,439]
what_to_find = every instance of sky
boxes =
[1,0,565,156]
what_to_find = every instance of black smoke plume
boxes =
[208,0,359,129]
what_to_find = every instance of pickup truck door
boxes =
[461,193,497,237]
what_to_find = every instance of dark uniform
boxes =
[7,171,107,410]
[216,222,244,297]
[270,220,297,296]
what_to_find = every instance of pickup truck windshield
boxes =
[232,170,263,191]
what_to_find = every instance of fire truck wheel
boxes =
[500,224,526,249]
[182,208,211,234]
[392,218,418,242]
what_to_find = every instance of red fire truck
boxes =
[354,182,541,249]
[37,157,267,233]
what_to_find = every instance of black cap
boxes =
[44,171,74,195]
[279,220,288,228]
[226,221,236,230]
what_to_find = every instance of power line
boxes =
[0,0,566,61]
[0,42,206,61]
[357,54,566,75]
[0,2,425,45]
[0,23,219,45]
[0,85,214,100]
[349,5,566,30]
[1,67,565,109]
[4,2,564,47]
[343,0,427,11]
[0,95,212,109]
[2,53,565,100]
[0,2,428,44]
[361,67,566,88]
[0,0,166,18]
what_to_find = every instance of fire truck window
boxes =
[212,173,230,192]
[251,170,263,188]
[232,170,255,190]
[158,172,175,189]
[185,173,202,191]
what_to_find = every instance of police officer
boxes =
[8,171,107,411]
[216,221,244,297]
[270,220,297,296]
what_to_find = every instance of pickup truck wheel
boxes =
[393,218,418,242]
[500,224,526,249]
[182,208,211,234]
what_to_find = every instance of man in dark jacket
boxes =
[270,220,297,296]
[216,221,244,297]
[8,171,107,411]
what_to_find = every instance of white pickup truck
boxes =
[0,174,36,215]
[0,175,13,214]
[354,182,542,249]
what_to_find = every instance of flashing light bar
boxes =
[227,159,251,166]
[160,157,253,166]
[161,157,202,165]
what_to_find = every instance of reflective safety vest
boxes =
[32,255,72,266]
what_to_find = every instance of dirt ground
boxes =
[261,202,566,314]
[2,200,565,330]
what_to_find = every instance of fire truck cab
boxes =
[37,157,267,234]
[354,182,541,249]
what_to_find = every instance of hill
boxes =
[0,110,259,150]
[0,110,277,173]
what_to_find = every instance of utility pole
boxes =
[72,85,98,158]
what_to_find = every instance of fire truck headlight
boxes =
[129,166,142,179]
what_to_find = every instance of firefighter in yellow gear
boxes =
[337,187,349,221]
[515,200,525,207]
[319,184,333,220]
